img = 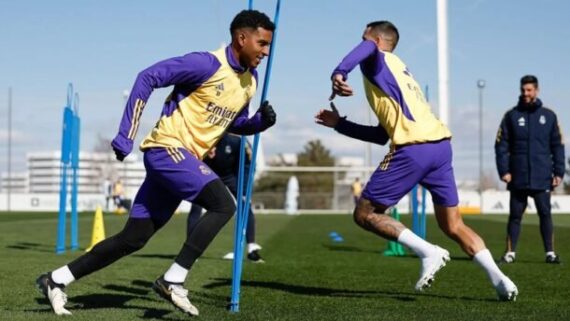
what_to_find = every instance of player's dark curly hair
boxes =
[230,10,275,38]
[366,20,399,50]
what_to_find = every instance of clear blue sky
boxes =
[0,0,569,182]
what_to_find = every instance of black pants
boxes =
[507,189,554,253]
[67,179,235,280]
[188,177,256,244]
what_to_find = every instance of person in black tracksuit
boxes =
[187,133,264,262]
[495,75,565,264]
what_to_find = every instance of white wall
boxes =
[1,190,570,214]
[0,193,104,212]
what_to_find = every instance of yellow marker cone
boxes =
[86,206,106,252]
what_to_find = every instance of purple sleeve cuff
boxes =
[334,117,389,145]
[111,134,134,157]
[229,105,266,135]
[332,40,378,80]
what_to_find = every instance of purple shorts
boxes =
[130,147,218,226]
[362,139,458,207]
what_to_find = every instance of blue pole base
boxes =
[229,302,239,313]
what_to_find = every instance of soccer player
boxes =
[187,133,264,262]
[315,21,518,301]
[351,177,363,206]
[36,10,277,316]
[495,75,565,264]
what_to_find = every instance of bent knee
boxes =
[196,179,236,214]
[353,209,367,227]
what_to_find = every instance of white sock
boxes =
[397,229,435,258]
[51,265,75,286]
[164,262,188,284]
[546,251,555,258]
[473,249,505,286]
[247,243,262,254]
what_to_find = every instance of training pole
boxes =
[56,84,74,254]
[230,0,281,313]
[70,94,80,250]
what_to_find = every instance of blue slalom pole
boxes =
[70,94,80,251]
[231,136,246,305]
[56,165,69,254]
[230,0,281,313]
[229,0,256,312]
[419,186,427,240]
[411,185,418,236]
[56,84,74,254]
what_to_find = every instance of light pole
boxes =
[477,79,486,213]
[7,88,12,212]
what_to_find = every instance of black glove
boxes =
[260,100,276,128]
[113,147,126,162]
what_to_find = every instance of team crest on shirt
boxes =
[199,165,212,175]
[215,83,225,96]
[225,145,232,154]
[539,115,546,125]
[518,117,525,127]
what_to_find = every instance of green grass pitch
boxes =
[0,211,569,320]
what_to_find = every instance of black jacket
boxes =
[495,98,565,190]
[204,133,251,191]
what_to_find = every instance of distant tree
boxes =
[296,140,335,209]
[254,139,335,209]
[297,140,335,167]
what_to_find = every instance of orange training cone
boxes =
[86,206,106,252]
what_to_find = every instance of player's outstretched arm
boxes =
[315,102,388,145]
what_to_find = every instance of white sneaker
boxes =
[415,246,450,291]
[153,277,199,316]
[223,252,235,260]
[495,277,518,301]
[501,252,516,264]
[36,273,72,315]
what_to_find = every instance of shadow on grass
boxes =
[132,253,229,262]
[203,278,497,303]
[190,290,232,307]
[33,288,185,320]
[103,284,150,296]
[323,243,391,255]
[203,278,416,302]
[6,241,53,253]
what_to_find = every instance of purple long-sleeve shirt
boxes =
[112,46,267,159]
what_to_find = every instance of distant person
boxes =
[188,133,263,262]
[103,178,112,211]
[495,75,565,264]
[36,10,276,316]
[112,179,125,211]
[350,177,363,206]
[315,20,517,301]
